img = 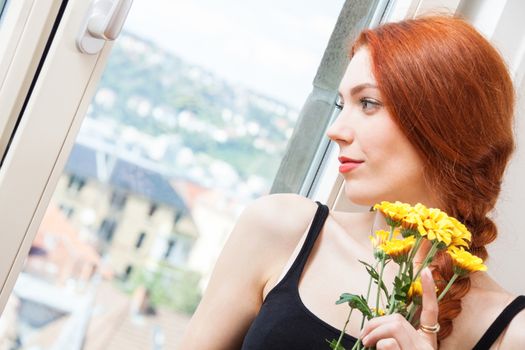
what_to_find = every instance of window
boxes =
[161,236,194,266]
[135,232,146,249]
[66,174,85,193]
[58,203,74,218]
[123,264,133,280]
[109,190,127,210]
[148,203,158,217]
[174,210,183,225]
[0,1,376,348]
[99,218,117,242]
[163,238,177,260]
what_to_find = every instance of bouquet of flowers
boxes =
[328,201,487,350]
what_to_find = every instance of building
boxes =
[54,142,199,278]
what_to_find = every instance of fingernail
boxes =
[362,336,368,346]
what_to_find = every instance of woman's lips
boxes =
[339,161,363,173]
[337,157,364,173]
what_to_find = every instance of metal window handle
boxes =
[77,0,133,55]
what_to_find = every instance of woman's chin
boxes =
[343,185,377,207]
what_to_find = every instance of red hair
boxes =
[351,15,516,343]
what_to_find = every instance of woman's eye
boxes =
[334,97,344,110]
[360,98,381,112]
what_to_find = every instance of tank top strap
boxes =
[472,295,525,350]
[282,201,329,284]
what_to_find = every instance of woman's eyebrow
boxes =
[338,83,378,98]
[351,83,378,96]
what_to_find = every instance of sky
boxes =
[124,0,345,109]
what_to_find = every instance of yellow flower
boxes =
[408,277,423,301]
[407,276,439,304]
[369,229,390,247]
[373,201,412,225]
[372,201,470,249]
[447,246,487,275]
[401,203,427,230]
[371,307,385,316]
[378,235,416,262]
[401,212,423,230]
[417,208,453,246]
[448,217,472,248]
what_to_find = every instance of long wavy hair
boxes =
[351,15,516,343]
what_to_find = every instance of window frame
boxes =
[0,0,117,311]
[0,0,65,160]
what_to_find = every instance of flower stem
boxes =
[407,236,423,264]
[359,226,393,350]
[413,240,439,281]
[375,261,386,314]
[437,273,459,302]
[407,302,419,324]
[359,261,378,329]
[352,261,379,350]
[375,226,394,313]
[387,260,404,314]
[354,223,393,350]
[335,307,354,349]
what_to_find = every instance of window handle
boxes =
[77,0,133,55]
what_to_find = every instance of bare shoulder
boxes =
[240,193,320,244]
[444,273,522,349]
[208,193,320,285]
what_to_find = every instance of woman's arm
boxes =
[179,193,317,349]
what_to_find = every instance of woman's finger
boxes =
[360,314,393,340]
[376,338,401,350]
[361,314,412,348]
[418,267,439,347]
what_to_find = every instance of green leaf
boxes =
[358,259,376,272]
[336,293,373,320]
[359,260,390,299]
[394,276,403,289]
[335,293,356,305]
[393,274,414,302]
[326,339,346,350]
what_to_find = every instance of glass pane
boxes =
[0,1,345,348]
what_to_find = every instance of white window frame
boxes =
[0,0,116,311]
[0,0,65,158]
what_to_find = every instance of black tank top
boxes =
[241,201,525,350]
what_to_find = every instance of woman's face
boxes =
[326,47,437,208]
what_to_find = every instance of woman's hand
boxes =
[359,267,439,350]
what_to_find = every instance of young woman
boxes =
[180,15,525,349]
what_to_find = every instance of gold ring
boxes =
[419,322,440,334]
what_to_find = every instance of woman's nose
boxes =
[326,112,354,144]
